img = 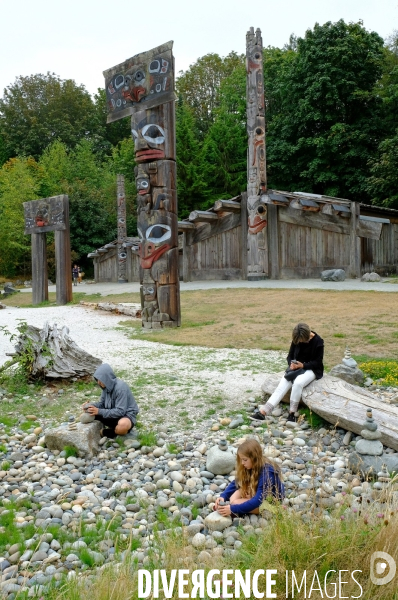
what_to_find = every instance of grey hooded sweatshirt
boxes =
[93,364,139,424]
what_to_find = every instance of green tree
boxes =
[266,20,385,199]
[176,52,244,139]
[176,98,207,217]
[367,131,398,208]
[200,63,247,206]
[0,73,96,160]
[92,88,132,157]
[0,157,42,276]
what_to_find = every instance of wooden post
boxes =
[267,203,280,279]
[182,231,192,282]
[240,192,248,279]
[349,201,361,278]
[31,233,48,305]
[55,198,72,305]
[24,195,71,305]
[117,174,128,283]
[246,27,268,280]
[103,42,180,328]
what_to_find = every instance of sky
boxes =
[0,0,396,97]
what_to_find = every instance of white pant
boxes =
[260,370,316,414]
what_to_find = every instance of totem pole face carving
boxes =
[131,107,175,162]
[103,42,175,124]
[137,211,177,270]
[248,200,267,234]
[24,196,66,235]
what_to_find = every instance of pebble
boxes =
[0,386,394,596]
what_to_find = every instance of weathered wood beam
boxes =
[178,221,196,231]
[262,372,398,452]
[267,204,280,279]
[240,192,248,279]
[213,199,241,213]
[31,233,48,305]
[182,231,192,282]
[191,212,241,244]
[349,201,361,278]
[279,206,382,240]
[189,210,219,223]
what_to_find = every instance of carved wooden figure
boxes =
[23,195,72,305]
[246,27,268,279]
[116,174,128,283]
[104,42,180,328]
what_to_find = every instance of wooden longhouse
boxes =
[88,192,398,282]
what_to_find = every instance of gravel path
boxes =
[0,306,286,428]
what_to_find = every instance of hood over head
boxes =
[93,363,117,392]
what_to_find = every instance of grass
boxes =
[113,288,398,368]
[64,445,78,458]
[38,500,398,600]
[137,430,157,447]
[298,407,329,429]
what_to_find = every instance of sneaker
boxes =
[287,413,298,423]
[249,411,265,421]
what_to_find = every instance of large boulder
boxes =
[329,364,365,386]
[348,452,398,478]
[206,446,236,475]
[361,272,381,282]
[45,421,102,457]
[320,269,346,282]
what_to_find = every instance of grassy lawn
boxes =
[3,287,398,369]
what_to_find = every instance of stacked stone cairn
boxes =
[355,409,383,457]
[374,464,392,491]
[329,347,365,385]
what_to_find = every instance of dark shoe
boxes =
[249,411,265,421]
[103,428,117,439]
[287,413,298,423]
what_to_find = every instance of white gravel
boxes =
[0,305,286,428]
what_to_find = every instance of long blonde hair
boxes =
[236,439,281,498]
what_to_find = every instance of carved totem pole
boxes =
[116,174,128,283]
[246,27,268,280]
[23,195,72,305]
[104,42,180,328]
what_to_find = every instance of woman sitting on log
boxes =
[214,439,284,517]
[251,322,324,423]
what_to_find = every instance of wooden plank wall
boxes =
[366,223,398,275]
[95,249,118,282]
[279,222,351,279]
[190,226,242,280]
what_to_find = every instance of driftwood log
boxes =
[7,322,101,379]
[262,372,398,452]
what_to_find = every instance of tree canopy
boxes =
[1,19,397,277]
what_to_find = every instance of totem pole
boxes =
[116,174,128,283]
[23,195,72,305]
[246,27,268,280]
[104,42,180,328]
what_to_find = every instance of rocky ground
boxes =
[0,394,397,598]
[0,306,398,597]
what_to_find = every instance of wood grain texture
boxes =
[31,233,48,305]
[262,372,398,452]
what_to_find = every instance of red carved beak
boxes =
[138,242,171,268]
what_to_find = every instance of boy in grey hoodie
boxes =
[84,363,139,438]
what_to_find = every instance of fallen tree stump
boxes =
[262,372,398,452]
[4,321,101,379]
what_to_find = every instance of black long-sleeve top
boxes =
[287,331,324,379]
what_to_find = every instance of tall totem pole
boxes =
[104,42,180,328]
[246,27,268,280]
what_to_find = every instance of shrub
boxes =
[359,360,398,386]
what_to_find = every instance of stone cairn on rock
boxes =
[374,464,392,491]
[330,346,365,386]
[206,438,236,475]
[355,409,383,457]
